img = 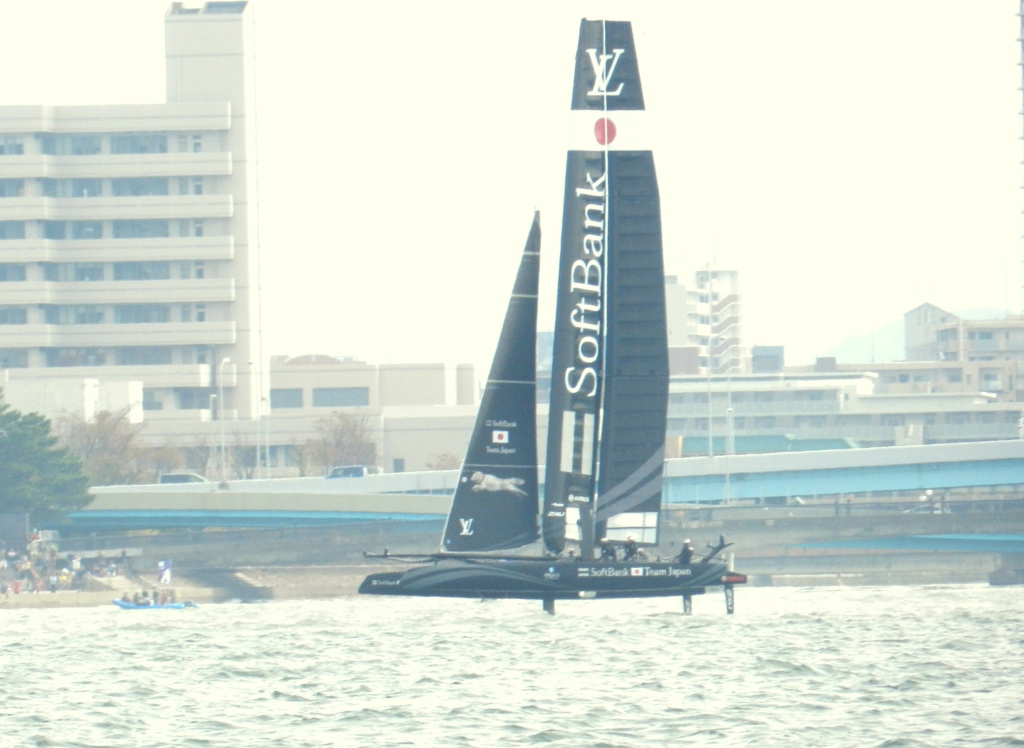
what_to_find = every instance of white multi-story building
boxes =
[0,1,260,423]
[665,268,746,376]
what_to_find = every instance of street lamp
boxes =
[249,360,260,479]
[208,393,218,477]
[725,407,734,505]
[262,396,271,478]
[219,357,230,481]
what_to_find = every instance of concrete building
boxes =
[665,268,747,376]
[0,2,260,425]
[903,303,1023,401]
[667,370,1023,456]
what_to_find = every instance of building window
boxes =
[70,135,101,155]
[0,307,28,325]
[0,179,24,197]
[110,134,168,154]
[70,179,102,197]
[43,221,67,240]
[270,388,303,408]
[73,264,103,281]
[0,264,26,281]
[71,221,103,239]
[312,387,370,407]
[111,177,169,196]
[0,349,28,368]
[44,348,107,367]
[114,261,170,281]
[0,221,26,240]
[112,220,169,238]
[0,137,24,155]
[73,306,105,324]
[193,177,203,195]
[118,347,173,365]
[115,304,170,324]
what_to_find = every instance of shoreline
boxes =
[0,562,1001,610]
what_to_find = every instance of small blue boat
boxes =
[112,599,196,610]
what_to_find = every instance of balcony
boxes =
[0,151,233,180]
[25,278,236,305]
[0,321,236,348]
[0,194,234,221]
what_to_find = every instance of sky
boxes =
[1,1,1021,377]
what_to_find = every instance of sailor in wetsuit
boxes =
[676,538,694,564]
[599,539,617,562]
[622,536,639,562]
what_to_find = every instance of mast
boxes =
[440,213,541,553]
[543,19,667,558]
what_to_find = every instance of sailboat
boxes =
[359,19,746,614]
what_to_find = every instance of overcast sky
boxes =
[1,1,1020,376]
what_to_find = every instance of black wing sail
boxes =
[543,20,667,555]
[440,213,541,553]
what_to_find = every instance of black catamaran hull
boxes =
[359,558,746,601]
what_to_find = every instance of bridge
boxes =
[71,440,1024,532]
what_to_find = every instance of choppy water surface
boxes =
[1,584,1021,747]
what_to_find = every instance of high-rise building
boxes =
[0,1,261,424]
[665,268,746,376]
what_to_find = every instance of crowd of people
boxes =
[0,534,130,596]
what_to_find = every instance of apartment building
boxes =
[0,2,260,424]
[663,268,748,376]
[667,370,1022,455]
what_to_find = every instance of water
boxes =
[1,584,1021,747]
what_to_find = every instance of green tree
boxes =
[0,400,90,520]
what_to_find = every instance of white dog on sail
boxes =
[468,471,528,496]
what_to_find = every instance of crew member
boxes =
[599,539,617,562]
[676,538,694,564]
[622,536,639,562]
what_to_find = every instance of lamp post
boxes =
[208,393,217,477]
[262,396,271,478]
[218,357,230,481]
[725,407,734,505]
[249,360,259,479]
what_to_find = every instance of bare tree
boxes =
[141,444,184,480]
[426,452,462,470]
[306,412,377,475]
[180,438,214,477]
[231,431,257,479]
[56,407,148,486]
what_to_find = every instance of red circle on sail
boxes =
[595,118,616,145]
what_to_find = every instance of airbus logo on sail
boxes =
[586,48,625,97]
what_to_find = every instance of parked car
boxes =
[158,472,209,484]
[326,465,367,479]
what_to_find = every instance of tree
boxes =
[426,452,462,470]
[0,400,90,520]
[306,412,377,475]
[55,407,148,485]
